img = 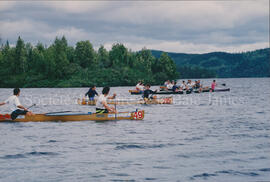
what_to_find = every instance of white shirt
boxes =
[167,83,173,89]
[4,95,21,111]
[187,83,192,89]
[136,84,144,91]
[96,94,107,109]
[180,83,186,89]
[138,85,144,91]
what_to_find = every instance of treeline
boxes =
[0,36,178,88]
[152,48,270,78]
[177,66,216,79]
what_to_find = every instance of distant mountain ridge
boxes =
[151,48,270,78]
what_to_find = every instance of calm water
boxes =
[0,78,269,182]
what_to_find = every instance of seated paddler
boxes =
[0,88,34,120]
[96,87,117,114]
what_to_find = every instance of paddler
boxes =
[85,85,98,101]
[211,80,217,91]
[0,88,34,120]
[172,81,180,92]
[96,87,117,113]
[194,80,202,92]
[187,80,194,91]
[180,81,187,90]
[166,80,173,90]
[135,81,144,93]
[143,84,157,100]
[164,80,170,86]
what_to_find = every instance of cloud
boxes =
[41,1,111,14]
[0,1,15,11]
[0,1,268,53]
[104,39,269,54]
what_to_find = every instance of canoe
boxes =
[78,97,173,105]
[160,86,167,90]
[212,88,230,92]
[0,110,144,122]
[78,98,96,105]
[194,88,230,93]
[194,88,211,93]
[129,90,141,95]
[159,86,173,91]
[129,88,194,95]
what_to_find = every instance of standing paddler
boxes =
[96,87,117,114]
[85,85,99,101]
[211,80,217,91]
[0,88,34,120]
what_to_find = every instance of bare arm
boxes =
[17,105,28,111]
[0,102,5,106]
[102,101,116,113]
[107,93,116,100]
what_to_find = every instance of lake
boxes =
[0,78,269,182]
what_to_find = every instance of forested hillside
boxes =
[152,48,270,78]
[0,36,178,88]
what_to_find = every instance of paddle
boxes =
[114,103,117,120]
[149,90,158,99]
[27,104,36,110]
[45,111,79,115]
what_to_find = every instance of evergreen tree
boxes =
[97,45,110,68]
[14,36,27,73]
[74,40,95,68]
[51,36,70,79]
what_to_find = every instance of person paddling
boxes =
[96,87,117,114]
[180,81,187,90]
[166,80,173,90]
[211,80,217,91]
[172,81,180,92]
[135,81,144,94]
[143,84,157,100]
[85,85,98,101]
[0,88,34,120]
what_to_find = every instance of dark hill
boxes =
[151,48,270,78]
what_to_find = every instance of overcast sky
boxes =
[0,1,269,53]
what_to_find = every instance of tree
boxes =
[152,52,179,80]
[14,36,27,73]
[51,36,70,79]
[136,48,155,73]
[97,45,110,68]
[74,40,95,68]
[109,43,128,66]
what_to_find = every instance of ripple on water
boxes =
[0,151,59,159]
[190,169,261,180]
[259,168,270,172]
[114,143,183,150]
[215,170,260,176]
[190,173,217,180]
[48,140,57,143]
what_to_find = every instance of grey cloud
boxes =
[0,1,268,53]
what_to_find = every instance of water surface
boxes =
[0,78,269,182]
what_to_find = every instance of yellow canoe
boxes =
[77,97,173,105]
[0,110,145,122]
